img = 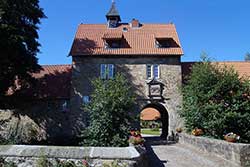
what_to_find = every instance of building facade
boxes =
[3,3,250,144]
[69,2,184,138]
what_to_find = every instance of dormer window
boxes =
[103,33,130,49]
[155,38,180,48]
[105,39,121,49]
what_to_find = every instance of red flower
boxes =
[82,160,89,167]
[130,130,136,136]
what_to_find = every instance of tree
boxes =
[181,56,250,143]
[82,74,136,147]
[0,0,46,100]
[245,52,250,61]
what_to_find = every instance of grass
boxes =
[141,129,160,135]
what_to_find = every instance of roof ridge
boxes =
[79,23,175,25]
[41,64,71,66]
[182,61,250,63]
[217,61,250,63]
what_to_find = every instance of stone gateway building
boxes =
[2,2,250,144]
[69,2,184,139]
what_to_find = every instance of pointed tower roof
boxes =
[106,1,121,21]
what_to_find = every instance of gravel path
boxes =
[144,137,239,167]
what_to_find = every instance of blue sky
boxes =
[38,0,250,65]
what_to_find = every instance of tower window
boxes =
[147,64,160,79]
[108,19,119,28]
[100,64,114,79]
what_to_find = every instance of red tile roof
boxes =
[217,62,250,77]
[140,107,161,121]
[102,32,123,39]
[182,62,250,81]
[13,65,72,100]
[69,23,183,56]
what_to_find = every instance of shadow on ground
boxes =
[144,136,176,167]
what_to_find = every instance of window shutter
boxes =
[147,65,152,79]
[82,96,90,104]
[153,65,159,79]
[108,64,114,79]
[101,64,106,79]
[62,100,69,112]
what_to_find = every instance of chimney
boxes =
[131,19,140,28]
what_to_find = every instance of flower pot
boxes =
[224,132,240,143]
[192,128,203,136]
[224,137,237,143]
[176,128,182,133]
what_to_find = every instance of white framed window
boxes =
[82,96,90,105]
[62,100,70,112]
[100,64,114,79]
[146,65,152,79]
[146,64,160,79]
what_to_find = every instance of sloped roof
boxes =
[217,62,250,77]
[182,62,250,81]
[8,65,72,100]
[69,23,183,56]
[103,32,123,39]
[31,65,72,99]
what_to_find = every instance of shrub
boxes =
[36,155,52,167]
[140,120,161,129]
[103,160,127,167]
[81,74,136,147]
[181,56,250,143]
[55,160,77,167]
[0,157,17,167]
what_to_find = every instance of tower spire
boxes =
[106,1,121,27]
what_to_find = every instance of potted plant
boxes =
[191,128,204,136]
[130,130,136,136]
[128,130,145,146]
[176,127,183,133]
[224,132,240,143]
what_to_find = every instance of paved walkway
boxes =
[144,137,238,167]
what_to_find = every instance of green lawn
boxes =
[141,129,160,135]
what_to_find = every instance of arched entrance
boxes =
[140,103,169,139]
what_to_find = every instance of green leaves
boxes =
[81,74,136,147]
[0,0,45,104]
[181,56,250,143]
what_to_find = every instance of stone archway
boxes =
[140,103,169,139]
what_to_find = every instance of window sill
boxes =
[145,78,161,82]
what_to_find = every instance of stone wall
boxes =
[71,55,183,136]
[0,99,76,145]
[0,145,148,167]
[179,133,250,167]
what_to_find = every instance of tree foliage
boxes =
[181,57,250,143]
[0,0,45,99]
[82,74,136,147]
[245,52,250,61]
